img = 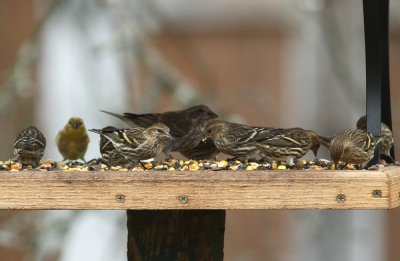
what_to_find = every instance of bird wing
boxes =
[15,127,46,149]
[102,109,194,138]
[250,127,286,142]
[123,111,189,137]
[258,128,309,148]
[221,124,276,144]
[95,127,145,149]
[158,112,193,137]
[122,113,160,127]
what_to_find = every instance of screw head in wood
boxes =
[336,194,346,203]
[116,194,125,203]
[372,190,382,198]
[179,195,188,204]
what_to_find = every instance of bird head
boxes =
[305,130,321,157]
[147,123,171,140]
[330,139,344,167]
[203,120,225,142]
[67,117,84,129]
[187,105,218,122]
[356,115,367,130]
[23,126,41,137]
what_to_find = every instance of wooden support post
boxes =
[127,210,226,261]
[363,0,392,165]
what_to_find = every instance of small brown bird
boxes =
[13,126,46,167]
[89,123,171,165]
[204,120,285,160]
[55,117,90,161]
[256,128,321,165]
[356,115,395,163]
[98,126,129,166]
[329,129,381,168]
[180,139,220,160]
[101,105,218,158]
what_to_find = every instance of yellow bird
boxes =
[55,117,90,161]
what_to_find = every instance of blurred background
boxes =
[0,0,399,260]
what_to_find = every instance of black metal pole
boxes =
[363,0,392,165]
[378,0,395,160]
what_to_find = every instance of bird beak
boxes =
[166,133,172,139]
[71,123,78,128]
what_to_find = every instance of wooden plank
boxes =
[127,210,225,261]
[0,167,399,210]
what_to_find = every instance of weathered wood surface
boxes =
[0,167,398,209]
[127,210,225,261]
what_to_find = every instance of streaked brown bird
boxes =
[256,128,321,165]
[204,120,285,160]
[98,126,129,166]
[13,126,46,167]
[101,105,218,158]
[89,123,171,165]
[180,139,220,160]
[356,115,395,163]
[55,117,90,161]
[329,129,381,168]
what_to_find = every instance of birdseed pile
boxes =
[0,158,389,172]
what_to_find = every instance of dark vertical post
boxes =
[378,1,395,160]
[127,210,226,261]
[363,0,391,165]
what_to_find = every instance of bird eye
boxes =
[207,129,212,134]
[157,129,164,134]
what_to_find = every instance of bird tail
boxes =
[318,135,332,150]
[100,110,131,122]
[88,129,103,135]
[100,110,156,127]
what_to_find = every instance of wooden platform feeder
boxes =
[0,167,399,260]
[1,0,396,260]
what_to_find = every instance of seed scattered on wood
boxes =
[0,158,395,172]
